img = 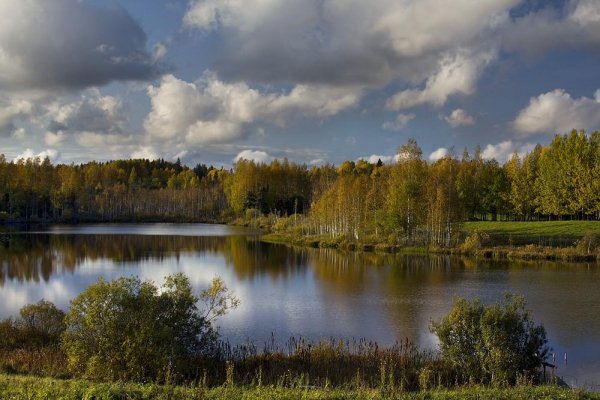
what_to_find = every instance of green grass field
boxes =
[463,221,600,246]
[0,374,597,400]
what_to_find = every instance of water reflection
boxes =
[0,225,599,388]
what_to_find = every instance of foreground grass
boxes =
[0,374,598,400]
[464,221,600,246]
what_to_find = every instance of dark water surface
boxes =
[0,223,598,389]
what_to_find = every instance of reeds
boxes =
[0,335,549,391]
[193,336,449,390]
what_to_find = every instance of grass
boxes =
[261,232,430,254]
[0,374,598,400]
[464,221,600,246]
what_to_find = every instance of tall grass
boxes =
[201,336,445,390]
[0,336,452,390]
[0,334,557,390]
[0,347,68,378]
[0,374,597,400]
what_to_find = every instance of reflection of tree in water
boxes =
[307,250,471,345]
[309,249,386,295]
[222,237,308,280]
[0,235,61,285]
[0,234,311,286]
[380,255,463,344]
[0,234,231,285]
[476,258,600,346]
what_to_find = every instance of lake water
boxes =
[0,223,599,389]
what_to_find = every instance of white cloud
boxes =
[428,147,449,162]
[144,73,359,146]
[45,90,127,135]
[481,140,536,164]
[480,141,536,163]
[443,109,476,127]
[44,131,65,146]
[386,50,496,110]
[15,148,59,162]
[359,154,400,164]
[514,89,600,136]
[234,150,272,164]
[152,42,168,62]
[0,96,33,133]
[183,0,516,88]
[75,132,131,149]
[131,146,159,160]
[382,113,415,131]
[481,141,513,161]
[182,0,600,127]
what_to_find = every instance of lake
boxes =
[0,223,599,389]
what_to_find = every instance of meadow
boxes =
[464,220,600,246]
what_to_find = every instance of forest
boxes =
[1,129,600,247]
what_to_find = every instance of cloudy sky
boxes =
[1,0,599,167]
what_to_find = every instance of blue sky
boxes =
[1,0,599,167]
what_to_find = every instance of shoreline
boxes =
[2,219,598,263]
[261,232,599,262]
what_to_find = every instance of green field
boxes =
[463,221,600,246]
[0,374,597,400]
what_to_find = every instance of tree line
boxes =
[2,130,600,243]
[0,157,228,222]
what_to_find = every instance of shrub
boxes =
[576,231,598,254]
[431,294,549,386]
[0,300,65,350]
[61,273,238,383]
[17,300,66,346]
[460,231,490,253]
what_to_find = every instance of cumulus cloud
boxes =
[0,0,158,91]
[131,146,159,160]
[44,131,65,146]
[428,147,450,162]
[234,150,272,163]
[181,0,600,129]
[75,132,132,149]
[480,141,536,163]
[144,73,360,145]
[382,113,415,131]
[152,42,168,62]
[514,89,600,136]
[183,0,516,88]
[359,154,400,164]
[443,109,476,127]
[15,148,60,162]
[386,51,496,110]
[481,140,514,161]
[44,90,127,135]
[502,0,600,56]
[0,96,33,134]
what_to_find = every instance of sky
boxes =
[1,0,599,168]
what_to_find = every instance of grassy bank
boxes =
[261,232,429,253]
[0,374,597,400]
[262,220,600,262]
[463,221,600,246]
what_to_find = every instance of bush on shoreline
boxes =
[0,276,555,392]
